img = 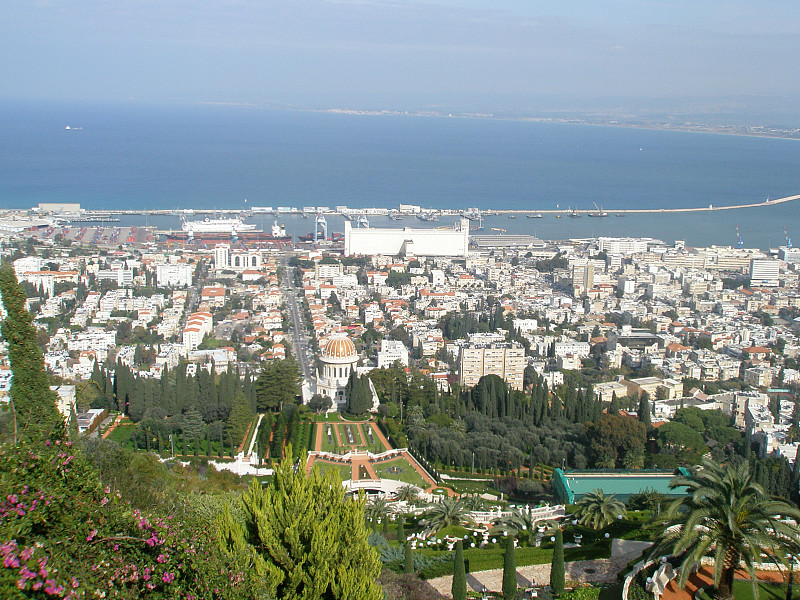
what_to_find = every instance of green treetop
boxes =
[217,455,383,600]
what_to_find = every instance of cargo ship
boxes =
[297,231,344,243]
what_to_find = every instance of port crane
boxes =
[736,224,743,249]
[785,226,792,248]
[314,212,328,243]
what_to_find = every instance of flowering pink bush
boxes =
[0,441,258,599]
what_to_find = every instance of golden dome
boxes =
[321,335,357,362]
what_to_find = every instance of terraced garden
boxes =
[372,457,429,489]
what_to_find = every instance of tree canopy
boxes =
[217,457,383,600]
[651,459,800,600]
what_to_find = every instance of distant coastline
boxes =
[317,106,800,141]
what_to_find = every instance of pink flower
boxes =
[19,547,33,561]
[4,555,20,569]
[87,529,98,542]
[100,497,109,507]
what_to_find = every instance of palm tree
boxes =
[365,497,394,526]
[490,508,555,546]
[420,497,474,534]
[574,489,625,530]
[622,449,645,470]
[650,458,800,600]
[394,484,420,504]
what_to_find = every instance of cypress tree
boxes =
[0,262,65,442]
[452,540,467,600]
[550,528,565,596]
[502,535,517,599]
[397,516,405,543]
[404,542,414,574]
[638,392,652,429]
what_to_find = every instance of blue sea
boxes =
[1,99,799,248]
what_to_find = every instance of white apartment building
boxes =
[156,263,194,287]
[67,329,117,353]
[96,269,134,287]
[182,312,213,351]
[13,256,43,277]
[553,340,591,358]
[377,339,409,368]
[459,342,525,391]
[597,237,652,255]
[750,259,780,287]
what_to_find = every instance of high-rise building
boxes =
[750,259,780,287]
[459,342,525,391]
[572,263,594,295]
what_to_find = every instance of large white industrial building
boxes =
[344,219,470,258]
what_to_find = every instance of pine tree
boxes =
[452,540,467,600]
[217,456,383,600]
[550,528,565,596]
[0,262,65,442]
[502,535,517,600]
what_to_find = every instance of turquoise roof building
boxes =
[553,468,690,505]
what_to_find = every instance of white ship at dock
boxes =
[181,215,257,236]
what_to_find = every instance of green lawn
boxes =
[373,457,428,489]
[697,580,798,600]
[360,423,390,453]
[318,423,385,454]
[313,459,353,482]
[319,423,342,453]
[417,545,555,579]
[442,478,496,496]
[106,423,135,444]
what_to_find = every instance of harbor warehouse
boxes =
[344,219,470,258]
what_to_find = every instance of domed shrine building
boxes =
[316,334,359,407]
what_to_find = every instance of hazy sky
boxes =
[3,0,800,110]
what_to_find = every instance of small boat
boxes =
[588,202,609,217]
[615,213,625,217]
[527,213,543,219]
[507,215,517,219]
[568,206,581,218]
